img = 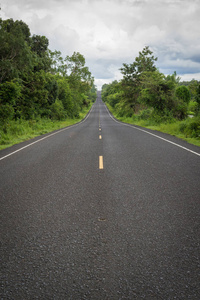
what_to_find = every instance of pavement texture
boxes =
[1,93,200,299]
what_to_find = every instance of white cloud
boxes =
[1,0,200,89]
[180,73,200,82]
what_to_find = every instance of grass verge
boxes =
[0,104,92,150]
[106,103,200,147]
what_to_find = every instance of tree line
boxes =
[102,46,200,124]
[0,18,97,124]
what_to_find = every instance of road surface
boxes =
[1,92,200,299]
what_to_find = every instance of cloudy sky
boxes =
[1,0,200,89]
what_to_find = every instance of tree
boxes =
[0,18,94,123]
[0,80,22,106]
[31,35,49,56]
[0,18,34,83]
[195,83,200,115]
[0,18,30,41]
[175,86,191,105]
[187,80,199,100]
[64,52,93,115]
[139,71,178,112]
[49,50,65,75]
[120,46,158,114]
[0,80,22,122]
[50,99,66,120]
[57,77,73,116]
[65,52,92,88]
[30,35,51,72]
[101,80,121,107]
[120,46,157,83]
[87,83,97,102]
[19,70,48,119]
[45,73,59,106]
[139,71,167,111]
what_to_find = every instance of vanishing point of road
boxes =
[1,92,200,299]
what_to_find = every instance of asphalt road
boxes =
[1,92,200,299]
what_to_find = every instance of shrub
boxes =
[176,85,191,104]
[107,92,122,108]
[188,101,198,115]
[179,117,200,138]
[149,109,175,124]
[187,120,200,138]
[172,101,188,120]
[179,122,187,133]
[0,104,14,122]
[137,108,152,120]
[50,99,66,120]
[0,80,22,106]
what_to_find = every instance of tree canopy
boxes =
[0,18,97,123]
[102,46,199,122]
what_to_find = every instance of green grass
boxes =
[106,103,200,147]
[0,104,92,150]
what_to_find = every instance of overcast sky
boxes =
[1,0,200,89]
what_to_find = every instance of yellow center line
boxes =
[99,128,101,131]
[99,135,102,140]
[99,156,103,169]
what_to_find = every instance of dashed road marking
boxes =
[99,156,103,169]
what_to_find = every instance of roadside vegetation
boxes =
[0,18,97,150]
[0,105,92,150]
[102,46,200,147]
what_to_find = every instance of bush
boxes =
[188,101,198,115]
[0,80,22,106]
[50,99,66,120]
[187,120,200,138]
[0,104,14,122]
[81,93,90,107]
[179,117,200,138]
[179,122,187,133]
[107,92,122,108]
[149,109,175,124]
[137,108,152,120]
[172,101,188,120]
[176,85,191,104]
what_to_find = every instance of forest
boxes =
[102,46,200,145]
[0,18,97,148]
